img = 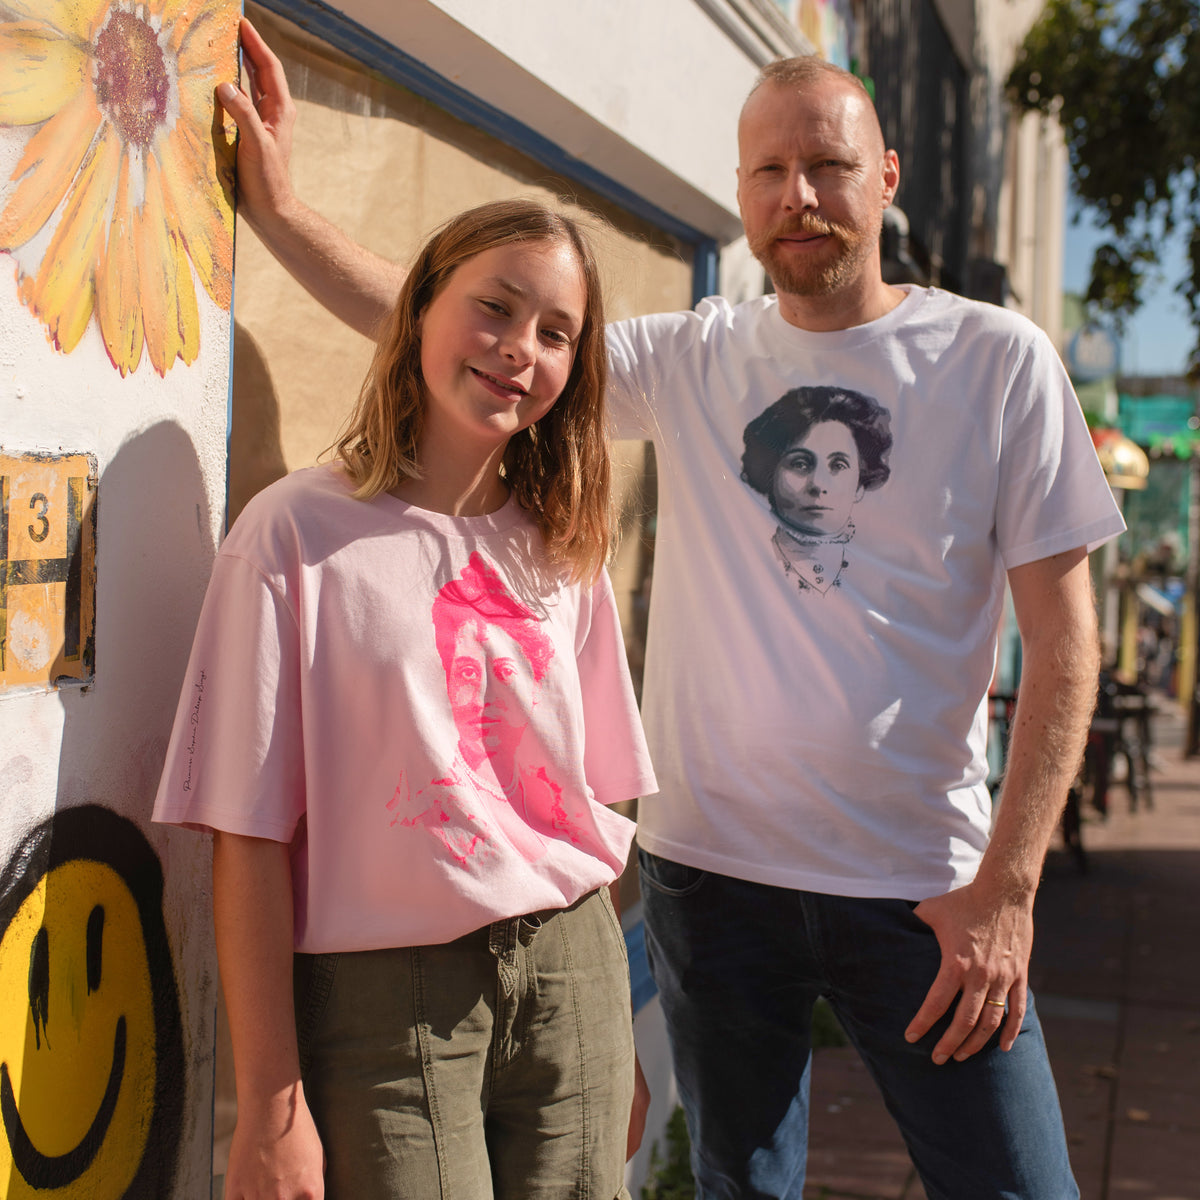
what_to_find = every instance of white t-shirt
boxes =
[607,285,1124,899]
[153,465,657,951]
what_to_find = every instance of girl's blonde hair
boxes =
[335,198,611,581]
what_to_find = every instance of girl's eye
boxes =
[479,299,507,315]
[541,328,572,347]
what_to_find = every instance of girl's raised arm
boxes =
[214,830,326,1200]
[218,18,405,340]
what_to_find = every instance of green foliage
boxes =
[641,1107,695,1200]
[811,995,848,1049]
[1006,0,1200,374]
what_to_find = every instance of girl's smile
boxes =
[470,367,529,399]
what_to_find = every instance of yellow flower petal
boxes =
[0,21,86,125]
[158,120,232,309]
[171,215,200,367]
[95,153,144,376]
[173,3,236,75]
[135,156,174,375]
[0,85,100,249]
[155,0,194,44]
[1,0,99,42]
[28,123,121,354]
[137,154,199,375]
[174,69,214,131]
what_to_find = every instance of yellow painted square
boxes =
[1,452,97,694]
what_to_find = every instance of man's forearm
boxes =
[903,548,1099,1062]
[244,197,405,341]
[217,24,404,340]
[983,549,1099,898]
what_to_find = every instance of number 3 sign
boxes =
[0,452,97,695]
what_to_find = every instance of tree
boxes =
[1007,0,1200,375]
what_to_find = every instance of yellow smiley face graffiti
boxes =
[0,806,183,1198]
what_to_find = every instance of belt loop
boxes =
[518,913,543,946]
[489,917,521,998]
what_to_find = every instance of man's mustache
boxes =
[757,215,850,242]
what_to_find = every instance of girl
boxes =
[153,199,657,1200]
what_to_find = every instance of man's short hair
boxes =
[751,56,873,106]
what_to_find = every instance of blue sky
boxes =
[1062,201,1195,377]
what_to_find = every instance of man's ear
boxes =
[881,149,900,209]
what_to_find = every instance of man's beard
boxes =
[749,214,876,296]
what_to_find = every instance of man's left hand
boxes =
[903,880,1032,1063]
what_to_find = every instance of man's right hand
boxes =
[217,19,298,233]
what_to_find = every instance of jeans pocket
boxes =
[637,848,709,897]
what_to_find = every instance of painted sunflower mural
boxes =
[0,0,238,377]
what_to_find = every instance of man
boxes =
[221,26,1123,1198]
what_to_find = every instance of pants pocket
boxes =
[637,847,709,897]
[293,951,339,1077]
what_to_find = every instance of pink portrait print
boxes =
[389,553,583,865]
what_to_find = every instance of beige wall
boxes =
[232,4,692,477]
[230,5,692,690]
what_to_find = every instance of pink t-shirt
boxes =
[153,465,656,951]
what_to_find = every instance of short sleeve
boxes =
[995,331,1125,569]
[152,552,306,841]
[606,308,703,440]
[576,573,658,806]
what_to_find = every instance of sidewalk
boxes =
[803,698,1200,1200]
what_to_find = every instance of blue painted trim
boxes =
[224,251,238,534]
[252,0,711,263]
[624,920,658,1016]
[692,239,720,308]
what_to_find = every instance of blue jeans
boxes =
[638,850,1078,1200]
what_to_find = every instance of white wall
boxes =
[0,75,230,1200]
[333,0,811,242]
[974,0,1067,345]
